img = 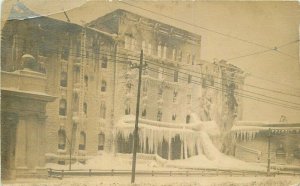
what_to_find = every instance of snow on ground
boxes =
[3,176,300,186]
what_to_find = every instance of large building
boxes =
[1,5,246,178]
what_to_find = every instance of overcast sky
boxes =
[2,0,300,122]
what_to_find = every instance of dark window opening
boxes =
[101,56,108,68]
[60,71,68,87]
[142,108,147,118]
[157,111,162,121]
[101,80,107,92]
[172,113,176,121]
[100,102,106,119]
[83,102,87,115]
[84,75,88,88]
[79,131,86,150]
[59,99,67,116]
[125,104,131,115]
[58,129,66,150]
[98,133,105,150]
[186,114,191,124]
[61,47,69,60]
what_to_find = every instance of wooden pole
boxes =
[131,50,143,183]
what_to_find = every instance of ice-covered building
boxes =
[230,121,300,166]
[1,4,246,178]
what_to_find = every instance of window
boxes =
[192,55,195,65]
[79,131,86,150]
[142,108,147,118]
[187,53,190,64]
[101,80,107,92]
[125,36,130,49]
[61,47,69,60]
[158,67,164,80]
[148,43,152,55]
[188,75,192,84]
[186,114,191,124]
[172,113,176,121]
[187,94,191,104]
[125,104,131,115]
[174,71,178,82]
[100,101,106,119]
[73,93,79,112]
[163,45,167,59]
[76,41,81,57]
[157,43,162,58]
[158,85,163,96]
[131,38,136,51]
[101,56,107,68]
[59,99,67,116]
[60,71,67,87]
[83,102,87,116]
[276,144,286,157]
[157,111,162,121]
[98,132,105,151]
[172,48,177,61]
[294,144,300,159]
[178,51,182,62]
[173,90,178,103]
[58,129,66,150]
[73,66,80,83]
[84,75,88,88]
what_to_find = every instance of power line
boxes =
[119,1,299,60]
[145,66,300,110]
[3,41,300,99]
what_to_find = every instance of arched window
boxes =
[60,71,67,87]
[163,45,167,59]
[276,143,286,157]
[59,99,67,116]
[186,114,191,124]
[79,131,86,150]
[100,102,106,119]
[157,110,162,121]
[125,104,131,115]
[83,102,87,115]
[101,80,107,92]
[101,56,107,68]
[58,129,66,150]
[98,132,105,151]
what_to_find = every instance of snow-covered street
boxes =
[3,175,300,186]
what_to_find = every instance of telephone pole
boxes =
[131,50,145,183]
[267,128,271,176]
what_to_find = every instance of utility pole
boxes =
[131,50,145,183]
[267,128,271,176]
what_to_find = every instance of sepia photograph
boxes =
[1,0,300,185]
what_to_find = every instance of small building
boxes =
[230,121,300,166]
[1,55,56,179]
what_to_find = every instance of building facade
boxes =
[1,7,246,175]
[230,121,300,166]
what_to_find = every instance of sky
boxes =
[2,0,300,122]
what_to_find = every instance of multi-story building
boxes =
[1,5,246,177]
